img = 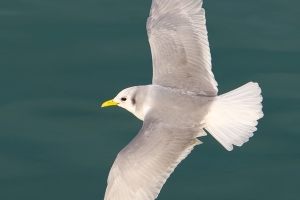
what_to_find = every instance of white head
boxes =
[102,86,147,120]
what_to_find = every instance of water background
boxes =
[1,0,300,199]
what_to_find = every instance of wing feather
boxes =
[104,116,202,200]
[147,0,218,96]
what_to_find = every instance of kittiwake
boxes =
[101,0,264,199]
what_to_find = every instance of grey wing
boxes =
[104,115,204,200]
[147,0,218,96]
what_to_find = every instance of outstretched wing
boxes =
[147,0,218,96]
[104,114,204,200]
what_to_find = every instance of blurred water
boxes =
[0,0,299,199]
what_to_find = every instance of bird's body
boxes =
[101,0,263,199]
[119,85,214,123]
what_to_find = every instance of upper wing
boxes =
[147,0,218,96]
[104,115,205,200]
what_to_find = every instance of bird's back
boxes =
[145,85,215,127]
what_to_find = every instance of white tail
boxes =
[205,82,264,151]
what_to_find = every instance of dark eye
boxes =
[121,97,127,101]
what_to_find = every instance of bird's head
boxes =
[102,86,139,115]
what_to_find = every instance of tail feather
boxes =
[205,82,263,151]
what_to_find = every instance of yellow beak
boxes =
[101,99,118,108]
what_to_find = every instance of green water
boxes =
[1,0,299,199]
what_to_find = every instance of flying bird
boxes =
[101,0,263,199]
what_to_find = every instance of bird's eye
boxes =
[121,97,127,101]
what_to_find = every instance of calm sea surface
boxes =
[1,0,299,199]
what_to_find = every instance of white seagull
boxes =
[101,0,263,199]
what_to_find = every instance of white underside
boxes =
[204,82,264,151]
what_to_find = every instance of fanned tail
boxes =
[205,82,264,151]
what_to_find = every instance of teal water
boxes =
[1,0,299,199]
